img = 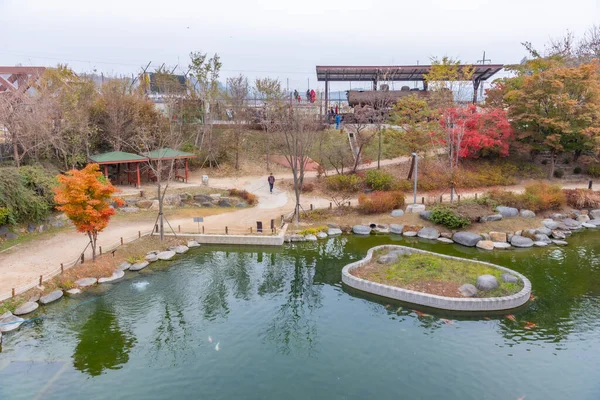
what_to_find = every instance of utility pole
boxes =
[476,51,492,99]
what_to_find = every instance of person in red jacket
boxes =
[310,89,316,103]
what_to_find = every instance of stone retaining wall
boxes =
[342,245,532,312]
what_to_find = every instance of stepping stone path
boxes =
[476,274,499,290]
[39,290,63,305]
[0,314,25,333]
[75,277,98,287]
[157,251,176,261]
[493,242,511,249]
[187,240,201,247]
[453,232,483,247]
[14,301,39,316]
[98,270,125,283]
[129,262,149,272]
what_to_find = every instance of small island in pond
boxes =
[342,245,532,311]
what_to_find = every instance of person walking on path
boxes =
[268,173,275,193]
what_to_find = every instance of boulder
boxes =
[373,226,390,234]
[218,199,232,207]
[14,301,39,316]
[501,273,519,283]
[75,277,98,287]
[66,288,81,295]
[493,242,511,249]
[39,290,63,305]
[304,234,318,241]
[480,214,503,222]
[28,293,41,303]
[316,232,328,239]
[0,314,25,333]
[552,240,568,246]
[120,207,139,213]
[536,227,552,236]
[510,235,534,248]
[417,227,439,239]
[405,204,426,213]
[440,232,453,239]
[378,253,399,264]
[476,240,494,251]
[588,219,600,226]
[187,240,201,248]
[489,231,507,242]
[51,220,65,228]
[98,270,125,283]
[577,214,591,223]
[157,250,176,260]
[437,237,454,244]
[290,234,306,242]
[589,209,600,219]
[0,225,8,236]
[582,222,597,229]
[542,219,559,230]
[476,274,499,291]
[419,210,432,221]
[534,241,549,247]
[129,262,149,272]
[193,194,213,203]
[352,225,371,235]
[236,201,248,208]
[202,202,214,208]
[27,224,36,233]
[507,233,514,242]
[520,209,536,218]
[327,228,342,236]
[534,234,552,244]
[163,194,182,207]
[391,209,404,217]
[452,231,483,247]
[173,245,189,254]
[403,231,417,237]
[145,253,158,262]
[136,200,153,209]
[389,224,404,235]
[459,283,478,297]
[341,225,353,233]
[496,206,518,218]
[551,230,566,240]
[118,262,132,271]
[5,232,18,239]
[550,213,567,220]
[327,223,340,229]
[562,218,582,229]
[481,233,491,241]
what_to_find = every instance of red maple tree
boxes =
[54,163,124,261]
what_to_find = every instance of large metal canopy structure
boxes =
[316,64,504,107]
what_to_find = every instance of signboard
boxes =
[193,217,204,223]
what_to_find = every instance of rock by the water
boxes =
[417,227,439,239]
[352,225,371,235]
[551,230,566,240]
[476,274,499,291]
[481,233,491,241]
[0,314,25,333]
[520,209,536,218]
[493,242,511,249]
[589,209,600,219]
[562,218,582,229]
[290,234,306,242]
[577,214,590,223]
[98,270,125,283]
[552,240,568,246]
[14,301,39,316]
[480,214,503,222]
[536,227,552,236]
[459,283,478,297]
[173,245,189,254]
[496,206,518,218]
[501,273,519,283]
[582,222,597,229]
[373,226,390,234]
[118,262,131,271]
[476,240,494,250]
[218,199,232,207]
[327,228,342,236]
[489,231,507,242]
[157,251,176,261]
[403,231,417,237]
[389,224,404,235]
[437,237,453,244]
[534,241,549,247]
[588,219,600,226]
[452,231,483,247]
[440,232,452,239]
[534,234,552,244]
[327,223,340,229]
[75,277,98,287]
[419,210,432,221]
[542,219,559,230]
[391,209,404,217]
[304,234,318,241]
[129,262,149,272]
[145,253,158,262]
[378,253,399,264]
[66,288,81,295]
[510,235,534,248]
[120,207,139,213]
[316,232,328,239]
[39,290,63,305]
[187,240,200,248]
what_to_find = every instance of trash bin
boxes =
[202,175,209,185]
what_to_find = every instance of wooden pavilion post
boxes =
[104,165,109,179]
[185,158,189,183]
[136,162,141,188]
[127,163,131,186]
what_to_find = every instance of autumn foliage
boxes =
[358,191,405,214]
[54,163,124,260]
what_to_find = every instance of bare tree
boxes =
[272,105,320,223]
[346,106,379,172]
[254,77,285,170]
[225,74,249,170]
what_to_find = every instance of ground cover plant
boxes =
[357,191,405,214]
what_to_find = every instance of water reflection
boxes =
[72,302,135,377]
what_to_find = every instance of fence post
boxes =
[155,224,158,233]
[120,237,123,245]
[61,263,64,274]
[225,226,228,234]
[439,195,443,203]
[458,195,461,203]
[138,231,141,238]
[178,225,181,233]
[589,180,593,190]
[99,246,102,255]
[81,254,85,264]
[421,197,425,204]
[475,193,478,200]
[330,202,332,209]
[12,288,15,297]
[39,275,43,286]
[310,204,313,210]
[202,226,205,234]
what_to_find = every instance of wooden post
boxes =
[61,263,64,273]
[154,224,158,233]
[458,195,461,203]
[589,180,593,190]
[178,225,181,233]
[12,288,15,297]
[104,164,109,179]
[81,254,85,264]
[226,226,228,234]
[185,159,189,183]
[120,237,123,245]
[202,226,205,234]
[138,231,141,238]
[421,197,425,204]
[310,204,313,210]
[439,195,443,203]
[39,275,42,286]
[136,162,141,188]
[99,246,102,255]
[475,193,478,200]
[329,202,332,209]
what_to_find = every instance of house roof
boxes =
[88,151,148,164]
[142,148,196,160]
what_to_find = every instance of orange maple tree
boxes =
[54,163,124,261]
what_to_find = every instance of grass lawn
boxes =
[352,251,523,298]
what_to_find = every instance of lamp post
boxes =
[412,152,418,205]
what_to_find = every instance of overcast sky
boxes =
[1,0,599,92]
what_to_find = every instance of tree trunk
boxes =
[549,150,556,179]
[265,126,270,170]
[157,180,164,241]
[377,129,382,169]
[88,232,97,262]
[12,131,20,168]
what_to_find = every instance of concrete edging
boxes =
[342,245,532,311]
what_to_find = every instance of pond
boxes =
[1,233,600,400]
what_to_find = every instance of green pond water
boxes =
[1,233,600,399]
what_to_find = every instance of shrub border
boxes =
[342,245,532,311]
